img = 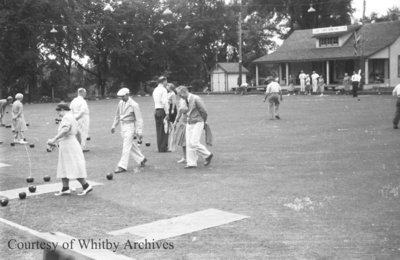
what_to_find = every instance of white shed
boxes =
[211,63,249,92]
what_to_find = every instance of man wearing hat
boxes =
[111,88,147,173]
[70,88,90,152]
[152,76,169,152]
[0,96,13,126]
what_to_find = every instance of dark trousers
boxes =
[352,82,359,97]
[155,109,169,152]
[393,99,400,127]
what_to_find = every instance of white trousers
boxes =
[77,115,89,149]
[300,80,305,92]
[186,122,211,167]
[312,81,318,92]
[118,123,145,170]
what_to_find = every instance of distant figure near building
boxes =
[343,73,351,94]
[299,70,307,94]
[153,76,170,152]
[288,75,295,95]
[392,83,400,129]
[70,88,90,152]
[351,71,361,98]
[311,71,319,93]
[0,96,13,126]
[318,75,325,96]
[305,74,311,95]
[263,77,283,120]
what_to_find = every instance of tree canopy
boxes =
[0,0,374,99]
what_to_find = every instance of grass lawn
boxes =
[0,94,400,259]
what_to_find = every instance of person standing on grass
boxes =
[153,76,169,152]
[392,83,400,129]
[0,96,13,126]
[343,73,351,94]
[351,70,361,98]
[288,75,295,95]
[111,88,147,173]
[263,77,283,120]
[11,93,27,144]
[311,71,320,93]
[70,88,90,152]
[173,87,189,164]
[318,75,325,96]
[305,74,311,95]
[299,70,307,94]
[176,86,213,169]
[47,103,92,196]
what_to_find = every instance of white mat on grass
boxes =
[108,208,249,241]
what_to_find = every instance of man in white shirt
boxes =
[152,76,169,152]
[111,88,147,173]
[392,83,400,129]
[263,77,283,120]
[299,70,307,94]
[70,88,90,152]
[311,71,319,93]
[351,70,361,98]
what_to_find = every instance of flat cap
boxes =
[117,88,130,96]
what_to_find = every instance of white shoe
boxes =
[55,189,71,196]
[177,158,186,164]
[78,184,93,196]
[19,140,28,144]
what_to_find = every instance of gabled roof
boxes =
[213,63,249,74]
[253,21,400,63]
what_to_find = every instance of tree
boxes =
[249,0,353,34]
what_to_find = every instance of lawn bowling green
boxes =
[1,95,400,259]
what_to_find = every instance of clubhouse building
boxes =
[253,21,400,88]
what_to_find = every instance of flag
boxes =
[353,31,361,56]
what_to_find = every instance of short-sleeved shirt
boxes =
[266,82,281,94]
[351,74,361,82]
[70,96,89,119]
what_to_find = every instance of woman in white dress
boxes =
[47,103,93,196]
[173,86,189,164]
[11,93,27,144]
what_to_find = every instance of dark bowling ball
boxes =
[26,123,29,127]
[106,173,113,180]
[137,140,142,145]
[10,142,15,146]
[26,177,34,183]
[5,125,11,128]
[19,192,27,200]
[29,144,35,148]
[145,142,150,147]
[43,175,51,182]
[86,137,91,141]
[133,136,137,140]
[28,185,36,193]
[0,198,9,207]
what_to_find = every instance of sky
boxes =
[352,0,399,19]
